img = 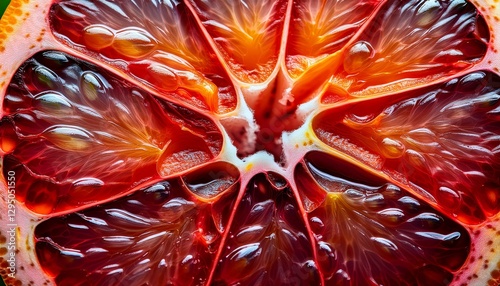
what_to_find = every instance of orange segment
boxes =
[332,0,490,95]
[188,0,288,83]
[286,0,381,78]
[314,71,500,224]
[50,0,237,113]
[34,179,237,285]
[1,51,223,215]
[212,173,320,284]
[297,152,471,285]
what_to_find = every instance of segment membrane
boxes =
[314,71,500,224]
[212,173,320,285]
[0,51,222,215]
[286,0,381,78]
[332,0,489,95]
[188,0,287,83]
[50,0,237,113]
[295,152,471,285]
[3,0,497,285]
[34,179,237,285]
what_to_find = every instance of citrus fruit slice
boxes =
[0,0,500,285]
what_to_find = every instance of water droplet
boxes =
[415,0,442,27]
[406,128,437,144]
[332,269,350,284]
[42,126,95,151]
[59,249,84,260]
[343,41,374,74]
[83,24,115,50]
[449,0,467,11]
[302,260,318,271]
[380,137,405,158]
[112,29,157,59]
[34,91,73,115]
[68,178,105,205]
[85,247,107,254]
[153,51,194,70]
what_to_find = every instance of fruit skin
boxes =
[0,0,500,286]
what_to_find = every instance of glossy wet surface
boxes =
[1,0,498,285]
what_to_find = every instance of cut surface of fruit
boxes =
[1,50,223,215]
[332,0,490,95]
[50,0,238,113]
[296,152,470,285]
[1,0,500,286]
[314,71,500,225]
[34,179,239,285]
[213,173,320,285]
[188,0,288,83]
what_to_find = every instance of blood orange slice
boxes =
[0,0,500,285]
